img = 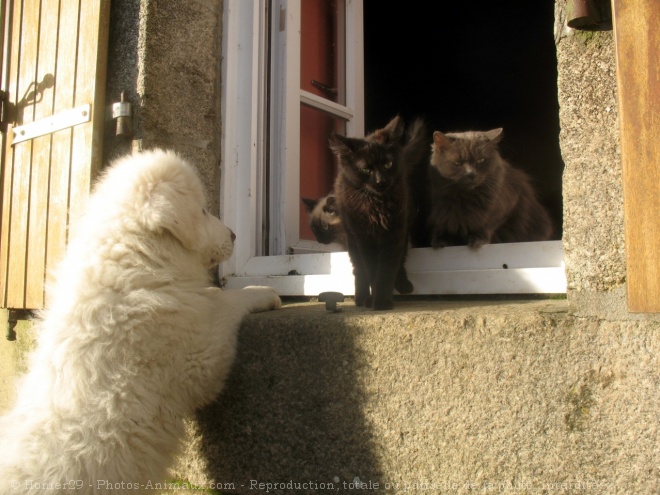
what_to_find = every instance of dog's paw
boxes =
[242,286,282,312]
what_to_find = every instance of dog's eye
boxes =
[202,208,207,216]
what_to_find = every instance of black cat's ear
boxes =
[329,133,364,157]
[373,115,405,145]
[484,128,503,142]
[302,197,318,212]
[433,131,453,150]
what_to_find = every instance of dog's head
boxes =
[95,150,235,268]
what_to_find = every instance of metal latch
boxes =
[112,91,132,137]
[318,291,345,312]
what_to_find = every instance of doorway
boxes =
[363,0,564,236]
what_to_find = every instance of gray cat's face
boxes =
[430,128,503,188]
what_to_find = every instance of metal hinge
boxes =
[6,309,32,341]
[0,90,15,134]
[11,104,91,145]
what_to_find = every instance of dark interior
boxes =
[363,0,564,237]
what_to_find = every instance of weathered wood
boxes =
[26,0,60,308]
[0,0,110,309]
[613,0,660,312]
[45,0,82,300]
[4,0,37,308]
[0,0,13,308]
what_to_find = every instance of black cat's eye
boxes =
[359,167,371,175]
[384,161,393,170]
[476,158,486,164]
[453,161,462,167]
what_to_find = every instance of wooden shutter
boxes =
[0,0,110,310]
[613,0,660,312]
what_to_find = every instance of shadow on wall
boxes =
[195,312,386,494]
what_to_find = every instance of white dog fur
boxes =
[0,150,280,494]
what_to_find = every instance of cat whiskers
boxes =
[476,176,501,191]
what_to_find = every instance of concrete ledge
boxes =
[173,300,659,494]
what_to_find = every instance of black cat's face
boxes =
[329,116,405,194]
[339,143,399,193]
[302,194,346,245]
[431,129,503,188]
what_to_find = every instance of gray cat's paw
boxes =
[431,236,452,249]
[468,234,489,249]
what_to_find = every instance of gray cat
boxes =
[428,128,553,249]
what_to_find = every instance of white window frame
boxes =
[219,0,567,296]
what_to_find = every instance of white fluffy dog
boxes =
[0,150,280,494]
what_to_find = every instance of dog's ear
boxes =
[142,181,205,251]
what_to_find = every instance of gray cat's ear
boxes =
[484,128,503,142]
[329,133,362,156]
[433,131,452,150]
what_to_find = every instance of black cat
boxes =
[330,116,414,310]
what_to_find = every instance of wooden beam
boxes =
[613,0,660,312]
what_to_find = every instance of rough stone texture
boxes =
[170,300,659,494]
[3,302,658,495]
[105,0,223,214]
[555,1,628,317]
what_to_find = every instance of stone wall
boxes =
[555,0,651,320]
[172,300,659,495]
[105,0,223,214]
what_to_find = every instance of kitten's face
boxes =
[302,194,346,245]
[330,116,405,194]
[430,128,503,188]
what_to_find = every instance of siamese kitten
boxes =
[428,128,553,248]
[302,194,346,247]
[330,115,414,310]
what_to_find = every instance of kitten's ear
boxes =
[324,194,338,212]
[373,115,405,144]
[302,197,318,212]
[329,133,363,157]
[484,128,503,142]
[433,131,453,150]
